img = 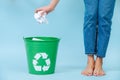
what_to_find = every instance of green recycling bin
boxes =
[24,37,60,75]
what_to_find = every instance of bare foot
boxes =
[81,55,95,76]
[93,57,105,76]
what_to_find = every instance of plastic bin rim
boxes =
[23,36,60,42]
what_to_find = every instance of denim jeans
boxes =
[83,0,116,58]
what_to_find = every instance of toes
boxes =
[99,71,105,76]
[81,70,93,76]
[81,70,87,75]
[93,70,105,76]
[93,70,98,76]
[101,71,105,75]
[94,73,97,76]
[87,72,92,76]
[95,72,100,76]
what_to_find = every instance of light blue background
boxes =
[0,0,120,80]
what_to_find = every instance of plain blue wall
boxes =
[0,0,120,79]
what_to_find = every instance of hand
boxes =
[35,5,54,15]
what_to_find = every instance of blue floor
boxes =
[0,44,120,80]
[1,67,120,80]
[0,0,120,80]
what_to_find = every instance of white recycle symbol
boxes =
[32,52,51,71]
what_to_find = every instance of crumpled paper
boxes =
[34,11,48,24]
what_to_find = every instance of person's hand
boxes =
[35,5,54,15]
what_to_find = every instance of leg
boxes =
[97,0,116,58]
[93,0,116,76]
[93,57,105,76]
[81,55,95,76]
[82,0,99,76]
[83,0,98,55]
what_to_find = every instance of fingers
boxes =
[35,8,43,13]
[40,11,46,16]
[35,9,46,16]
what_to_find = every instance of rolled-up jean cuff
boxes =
[95,54,105,58]
[85,52,96,55]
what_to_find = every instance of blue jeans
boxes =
[84,0,116,58]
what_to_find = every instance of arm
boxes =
[35,0,59,14]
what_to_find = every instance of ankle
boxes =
[87,55,95,65]
[88,55,94,61]
[95,57,103,68]
[96,57,103,64]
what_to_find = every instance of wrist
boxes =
[48,4,55,11]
